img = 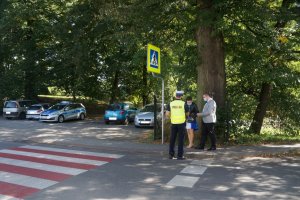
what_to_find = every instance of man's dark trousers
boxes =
[169,123,186,158]
[199,122,216,149]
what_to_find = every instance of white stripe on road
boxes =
[167,175,199,188]
[0,194,21,200]
[0,171,57,189]
[0,157,86,175]
[22,145,124,159]
[191,159,213,166]
[181,165,207,175]
[0,150,107,166]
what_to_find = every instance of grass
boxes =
[229,133,300,146]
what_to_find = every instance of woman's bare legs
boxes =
[187,129,194,148]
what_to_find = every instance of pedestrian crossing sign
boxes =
[147,44,161,74]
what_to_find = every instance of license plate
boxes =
[6,112,11,114]
[109,117,117,120]
[140,121,150,124]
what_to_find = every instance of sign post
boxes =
[147,44,164,144]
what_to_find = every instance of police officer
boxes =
[166,91,188,160]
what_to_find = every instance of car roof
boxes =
[30,103,50,106]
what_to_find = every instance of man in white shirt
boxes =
[196,93,217,151]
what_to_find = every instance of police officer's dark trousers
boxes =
[200,122,216,149]
[169,123,186,158]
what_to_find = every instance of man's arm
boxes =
[197,101,216,117]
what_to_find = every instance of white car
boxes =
[134,104,164,128]
[26,103,51,120]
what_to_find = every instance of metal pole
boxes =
[152,73,165,144]
[161,78,164,144]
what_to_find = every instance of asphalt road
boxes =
[0,117,299,200]
[0,117,152,143]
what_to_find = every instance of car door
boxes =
[63,105,73,120]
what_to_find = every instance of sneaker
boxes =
[169,155,175,159]
[177,156,186,160]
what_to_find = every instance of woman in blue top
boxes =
[185,96,199,148]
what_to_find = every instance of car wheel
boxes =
[58,115,64,123]
[79,113,85,120]
[5,117,12,120]
[105,120,109,125]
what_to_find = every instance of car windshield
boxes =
[49,104,66,110]
[108,104,123,110]
[140,105,161,112]
[4,102,17,108]
[28,106,42,110]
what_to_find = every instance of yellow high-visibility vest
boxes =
[170,100,186,124]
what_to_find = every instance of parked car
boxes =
[40,101,86,123]
[26,103,51,120]
[3,100,34,119]
[134,103,164,128]
[104,102,138,125]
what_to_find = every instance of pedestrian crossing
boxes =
[0,145,123,200]
[167,158,213,188]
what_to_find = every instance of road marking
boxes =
[0,194,22,200]
[0,150,107,166]
[0,152,97,170]
[0,145,124,200]
[0,182,38,199]
[12,147,115,162]
[0,171,57,189]
[0,163,71,181]
[167,175,199,188]
[191,159,213,166]
[22,145,123,159]
[0,157,86,175]
[181,165,207,175]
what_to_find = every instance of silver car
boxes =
[40,101,86,123]
[26,103,51,120]
[3,100,33,119]
[134,104,163,128]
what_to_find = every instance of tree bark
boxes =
[142,65,148,106]
[249,0,294,134]
[195,0,226,109]
[249,83,273,134]
[109,70,119,104]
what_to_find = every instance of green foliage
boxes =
[230,133,300,145]
[0,0,299,136]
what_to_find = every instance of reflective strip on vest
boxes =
[170,100,186,124]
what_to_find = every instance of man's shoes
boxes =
[195,146,204,150]
[169,155,175,159]
[177,156,186,160]
[207,147,216,151]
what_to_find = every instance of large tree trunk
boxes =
[195,0,226,109]
[249,83,273,134]
[109,70,119,104]
[248,0,294,134]
[23,19,38,100]
[142,65,148,106]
